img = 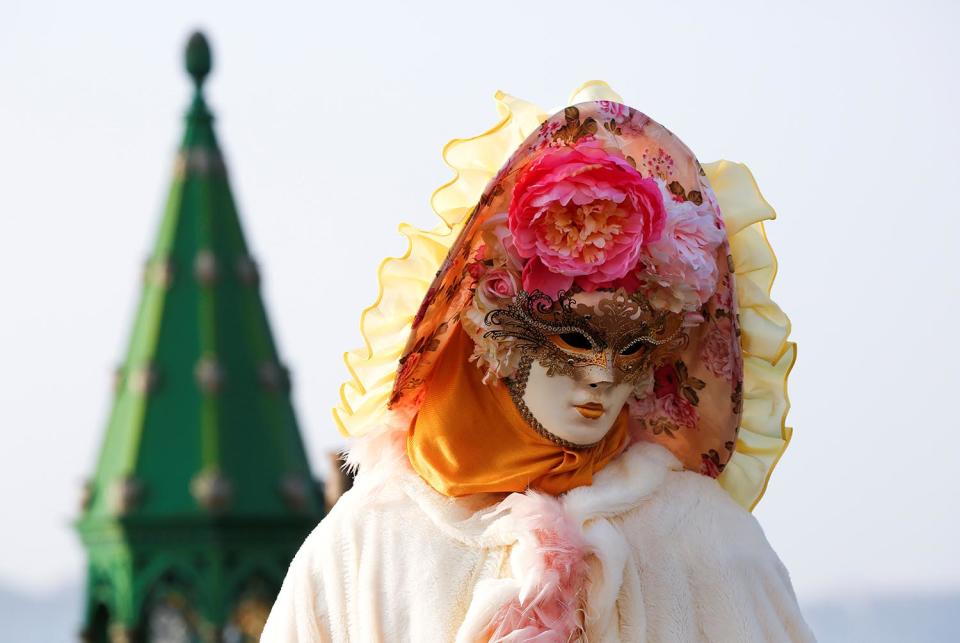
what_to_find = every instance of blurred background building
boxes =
[74,34,327,642]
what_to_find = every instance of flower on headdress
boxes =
[475,267,519,309]
[657,393,698,428]
[639,183,725,312]
[508,141,666,297]
[463,261,523,382]
[650,361,702,429]
[701,316,737,381]
[628,374,698,434]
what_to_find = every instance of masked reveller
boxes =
[263,82,814,642]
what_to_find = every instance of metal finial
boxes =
[185,31,212,90]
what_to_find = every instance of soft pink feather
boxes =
[486,492,589,643]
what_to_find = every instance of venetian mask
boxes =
[488,289,686,447]
[391,100,745,480]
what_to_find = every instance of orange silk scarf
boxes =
[407,326,629,497]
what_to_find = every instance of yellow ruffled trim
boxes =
[703,161,795,510]
[333,82,794,511]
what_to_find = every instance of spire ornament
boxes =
[185,31,212,92]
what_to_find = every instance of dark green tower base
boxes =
[78,517,315,642]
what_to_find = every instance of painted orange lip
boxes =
[574,402,605,420]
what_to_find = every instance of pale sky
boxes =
[1,0,958,604]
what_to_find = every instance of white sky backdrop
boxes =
[1,0,958,604]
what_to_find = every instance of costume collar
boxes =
[393,440,682,548]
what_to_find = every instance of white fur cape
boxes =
[261,441,815,642]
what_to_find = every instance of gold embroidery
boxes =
[484,289,687,384]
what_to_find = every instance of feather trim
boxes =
[484,492,589,643]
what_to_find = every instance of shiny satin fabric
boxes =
[407,326,629,497]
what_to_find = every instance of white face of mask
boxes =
[517,290,642,446]
[491,288,678,447]
[521,354,634,446]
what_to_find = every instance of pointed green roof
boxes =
[81,32,321,522]
[76,32,322,639]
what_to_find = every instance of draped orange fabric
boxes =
[407,326,630,497]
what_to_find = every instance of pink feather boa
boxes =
[485,492,590,642]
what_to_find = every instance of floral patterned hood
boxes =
[389,99,743,480]
[335,82,795,511]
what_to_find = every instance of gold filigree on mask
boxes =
[484,289,687,385]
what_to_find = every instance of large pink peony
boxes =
[508,141,666,296]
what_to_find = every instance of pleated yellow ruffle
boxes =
[702,160,796,510]
[333,81,794,510]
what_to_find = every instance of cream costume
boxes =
[263,83,813,642]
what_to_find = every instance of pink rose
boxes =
[508,141,666,297]
[657,394,698,429]
[653,363,680,398]
[475,267,519,309]
[641,183,725,312]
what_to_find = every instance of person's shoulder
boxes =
[303,481,414,547]
[628,470,814,641]
[628,468,799,596]
[639,468,769,550]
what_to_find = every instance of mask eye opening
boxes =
[551,331,596,352]
[618,337,648,357]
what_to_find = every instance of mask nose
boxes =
[586,350,618,389]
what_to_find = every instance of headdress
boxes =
[335,82,794,510]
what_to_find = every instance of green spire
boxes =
[76,32,322,642]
